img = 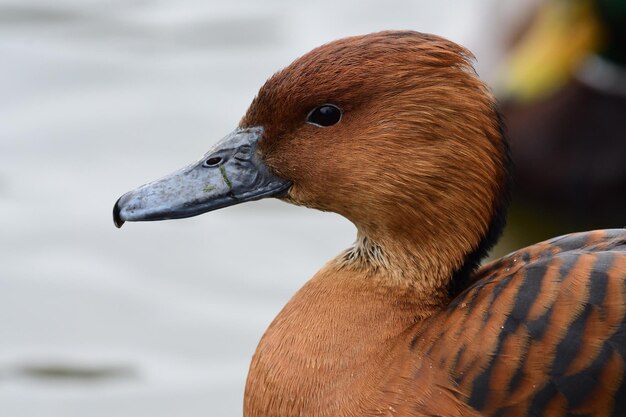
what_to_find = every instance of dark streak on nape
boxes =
[448,107,511,298]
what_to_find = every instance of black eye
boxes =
[306,104,342,127]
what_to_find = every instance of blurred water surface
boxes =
[0,1,523,416]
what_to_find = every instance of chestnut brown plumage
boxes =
[241,32,626,417]
[114,31,626,417]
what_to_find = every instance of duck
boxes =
[113,31,626,417]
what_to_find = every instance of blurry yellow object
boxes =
[498,0,602,102]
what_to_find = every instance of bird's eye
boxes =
[306,104,342,127]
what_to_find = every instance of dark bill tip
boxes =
[113,196,125,228]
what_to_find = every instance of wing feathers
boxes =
[411,229,626,416]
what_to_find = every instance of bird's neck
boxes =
[244,249,451,417]
[336,230,473,305]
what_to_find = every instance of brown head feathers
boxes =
[242,31,509,297]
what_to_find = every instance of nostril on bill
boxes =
[204,157,222,167]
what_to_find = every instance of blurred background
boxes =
[1,0,623,416]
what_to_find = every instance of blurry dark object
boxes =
[15,363,135,382]
[596,0,626,65]
[504,67,626,228]
[495,0,626,251]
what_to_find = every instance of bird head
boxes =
[114,31,509,283]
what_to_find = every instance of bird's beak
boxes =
[113,127,290,228]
